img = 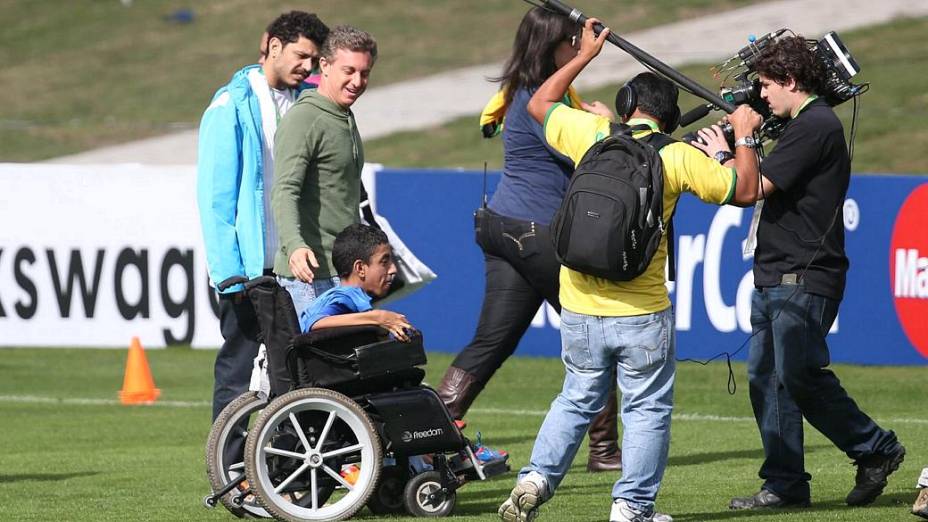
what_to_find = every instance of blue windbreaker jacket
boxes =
[196,65,309,293]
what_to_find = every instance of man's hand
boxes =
[373,310,412,342]
[581,100,615,121]
[691,124,732,158]
[578,18,610,61]
[289,247,319,283]
[728,104,763,138]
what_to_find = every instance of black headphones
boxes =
[614,81,681,134]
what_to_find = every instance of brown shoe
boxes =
[436,366,484,420]
[587,388,622,472]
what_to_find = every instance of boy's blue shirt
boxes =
[300,285,373,332]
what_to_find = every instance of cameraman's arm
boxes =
[692,106,763,206]
[528,18,610,124]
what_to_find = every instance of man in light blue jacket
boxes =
[197,11,329,422]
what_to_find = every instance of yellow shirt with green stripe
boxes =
[543,102,737,317]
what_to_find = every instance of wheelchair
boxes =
[204,275,509,521]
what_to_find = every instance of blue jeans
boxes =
[520,307,675,514]
[277,275,340,318]
[747,285,898,500]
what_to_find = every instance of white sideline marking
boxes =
[1,395,926,426]
[467,407,928,426]
[0,394,209,408]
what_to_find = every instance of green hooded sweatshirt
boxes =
[272,89,363,279]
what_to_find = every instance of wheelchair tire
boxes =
[245,387,381,522]
[206,391,271,519]
[404,471,456,517]
[366,464,409,514]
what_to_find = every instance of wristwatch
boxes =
[734,136,758,148]
[713,150,735,164]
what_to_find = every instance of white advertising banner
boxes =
[0,163,379,349]
[0,164,219,348]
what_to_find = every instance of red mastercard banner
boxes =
[890,183,928,358]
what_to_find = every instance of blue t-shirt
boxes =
[488,88,574,225]
[299,286,373,333]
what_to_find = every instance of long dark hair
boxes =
[492,7,577,108]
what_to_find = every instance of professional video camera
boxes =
[535,0,868,149]
[682,29,869,145]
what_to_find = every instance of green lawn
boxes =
[0,0,760,162]
[365,16,928,174]
[0,347,924,521]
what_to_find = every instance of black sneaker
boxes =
[729,489,811,510]
[846,444,906,506]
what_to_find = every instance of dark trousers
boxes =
[212,292,261,421]
[451,210,562,383]
[747,285,898,500]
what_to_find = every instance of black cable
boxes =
[848,94,861,163]
[678,142,842,395]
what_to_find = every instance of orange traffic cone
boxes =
[119,336,161,405]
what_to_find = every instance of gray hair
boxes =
[321,25,378,62]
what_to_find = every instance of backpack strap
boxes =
[641,132,679,281]
[642,132,677,151]
[609,122,629,136]
[609,122,653,136]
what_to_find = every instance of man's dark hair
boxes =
[332,223,389,278]
[753,35,825,94]
[492,7,578,108]
[624,72,679,131]
[266,11,329,47]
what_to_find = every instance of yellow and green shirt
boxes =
[544,103,737,317]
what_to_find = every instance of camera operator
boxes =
[693,36,906,510]
[498,18,763,522]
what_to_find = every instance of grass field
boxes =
[364,16,928,174]
[0,0,759,162]
[1,347,924,521]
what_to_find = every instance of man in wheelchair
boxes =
[302,223,507,465]
[299,223,412,341]
[205,223,509,521]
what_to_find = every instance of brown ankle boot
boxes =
[587,388,621,472]
[436,366,484,420]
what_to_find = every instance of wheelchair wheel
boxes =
[404,471,456,517]
[206,391,271,518]
[366,464,409,514]
[245,388,381,522]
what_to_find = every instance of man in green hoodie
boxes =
[272,25,377,313]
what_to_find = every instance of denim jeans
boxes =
[520,307,675,514]
[452,210,561,383]
[277,275,340,318]
[747,285,898,500]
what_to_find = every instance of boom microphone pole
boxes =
[543,0,737,114]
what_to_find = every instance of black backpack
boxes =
[550,123,677,282]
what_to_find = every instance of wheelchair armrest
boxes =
[293,325,389,346]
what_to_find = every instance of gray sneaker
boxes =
[913,487,928,519]
[499,472,548,522]
[609,500,674,522]
[610,500,652,522]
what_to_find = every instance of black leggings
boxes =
[451,210,562,383]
